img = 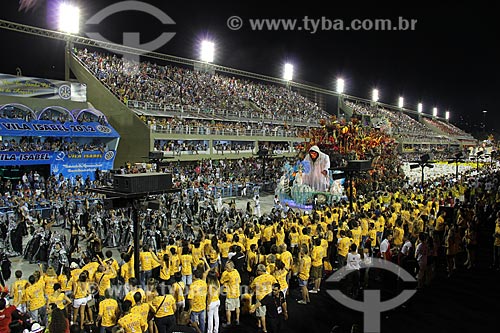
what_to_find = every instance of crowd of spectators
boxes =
[141,115,308,137]
[76,49,329,124]
[0,137,109,154]
[345,100,448,142]
[423,117,473,138]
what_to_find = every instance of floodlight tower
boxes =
[336,78,345,118]
[398,96,404,109]
[200,40,215,63]
[58,2,80,81]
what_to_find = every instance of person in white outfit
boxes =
[254,195,261,217]
[301,145,331,192]
[346,243,361,298]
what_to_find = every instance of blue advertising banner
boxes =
[0,150,116,180]
[0,73,87,102]
[0,118,119,138]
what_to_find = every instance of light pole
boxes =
[58,2,80,81]
[476,151,483,171]
[336,78,345,118]
[482,110,487,131]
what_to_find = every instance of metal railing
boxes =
[151,125,301,138]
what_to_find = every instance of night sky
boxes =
[0,0,498,136]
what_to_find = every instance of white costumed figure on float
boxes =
[301,145,331,192]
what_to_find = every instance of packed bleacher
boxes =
[141,115,309,137]
[76,49,330,125]
[0,137,108,154]
[423,117,474,138]
[345,100,452,143]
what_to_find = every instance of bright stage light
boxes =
[433,107,438,117]
[200,40,215,63]
[336,78,345,94]
[372,89,379,102]
[283,63,294,81]
[398,97,404,108]
[445,111,450,120]
[418,102,423,113]
[58,2,80,34]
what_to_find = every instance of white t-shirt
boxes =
[415,242,428,265]
[401,240,412,255]
[346,252,361,271]
[380,239,390,255]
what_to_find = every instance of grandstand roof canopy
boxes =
[0,103,36,119]
[38,106,76,121]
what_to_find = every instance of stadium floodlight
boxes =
[336,78,345,94]
[200,40,215,63]
[283,63,294,81]
[398,97,404,108]
[58,2,80,34]
[445,111,450,120]
[418,102,423,113]
[372,89,379,102]
[433,107,438,117]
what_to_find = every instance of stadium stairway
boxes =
[69,52,150,167]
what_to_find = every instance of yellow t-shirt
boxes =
[207,284,220,304]
[47,292,66,310]
[273,269,288,291]
[435,216,445,232]
[393,227,404,247]
[140,252,154,271]
[289,232,299,245]
[219,242,232,258]
[251,273,277,301]
[121,260,135,282]
[26,280,45,311]
[11,279,28,305]
[180,254,194,276]
[172,282,185,302]
[99,298,119,327]
[159,261,170,281]
[58,274,73,293]
[82,262,100,282]
[298,255,311,281]
[494,223,500,247]
[118,312,147,333]
[280,251,293,270]
[169,255,180,276]
[191,246,204,265]
[131,303,151,326]
[187,279,207,312]
[44,275,58,296]
[311,246,324,267]
[152,295,176,318]
[220,269,241,299]
[124,288,146,306]
[338,237,351,257]
[263,226,274,242]
[351,227,362,248]
[95,271,116,297]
